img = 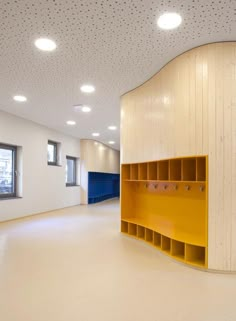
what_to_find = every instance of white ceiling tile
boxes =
[0,0,235,150]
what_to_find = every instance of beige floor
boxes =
[0,199,236,321]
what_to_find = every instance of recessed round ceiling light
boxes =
[92,133,100,137]
[34,38,57,51]
[108,126,117,130]
[73,105,92,113]
[157,12,182,30]
[13,95,27,102]
[80,84,95,93]
[108,141,115,145]
[66,120,76,126]
[81,106,91,113]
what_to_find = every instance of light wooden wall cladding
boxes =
[121,42,236,272]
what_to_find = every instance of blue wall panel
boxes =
[88,172,120,204]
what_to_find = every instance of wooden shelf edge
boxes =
[121,219,206,247]
[123,179,206,183]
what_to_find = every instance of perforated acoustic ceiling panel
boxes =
[0,0,236,149]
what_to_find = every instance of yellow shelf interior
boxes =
[121,156,208,268]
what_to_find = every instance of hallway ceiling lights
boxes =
[109,141,115,145]
[108,126,117,130]
[80,84,95,94]
[34,38,57,51]
[157,13,182,30]
[81,106,91,113]
[92,133,100,137]
[74,105,92,113]
[13,95,27,102]
[2,0,235,150]
[66,120,76,126]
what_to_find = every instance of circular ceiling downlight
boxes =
[157,13,182,30]
[34,38,57,51]
[81,106,91,112]
[13,95,27,102]
[80,84,95,93]
[66,120,76,126]
[108,126,117,130]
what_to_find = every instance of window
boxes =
[66,156,77,186]
[0,144,17,199]
[47,141,57,165]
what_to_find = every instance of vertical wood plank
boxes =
[207,44,217,269]
[230,45,236,270]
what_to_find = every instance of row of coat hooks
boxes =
[143,182,205,192]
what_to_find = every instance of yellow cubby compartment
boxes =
[122,164,130,180]
[197,157,206,181]
[148,162,158,180]
[145,228,153,243]
[121,220,128,233]
[169,159,181,181]
[137,225,145,240]
[161,235,171,253]
[131,164,139,180]
[185,244,206,267]
[171,239,185,260]
[182,158,196,181]
[153,231,161,248]
[158,160,169,180]
[128,223,137,236]
[139,163,148,180]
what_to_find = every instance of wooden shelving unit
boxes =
[121,156,208,268]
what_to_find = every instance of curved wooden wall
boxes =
[121,42,236,272]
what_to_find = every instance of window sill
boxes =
[0,196,22,201]
[66,184,80,187]
[47,163,62,167]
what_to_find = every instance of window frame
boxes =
[66,156,77,187]
[47,140,58,166]
[0,143,17,199]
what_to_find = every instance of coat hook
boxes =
[199,185,204,192]
[164,184,168,190]
[154,183,158,189]
[145,183,149,188]
[185,185,190,191]
[174,184,178,190]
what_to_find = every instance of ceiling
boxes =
[0,0,235,150]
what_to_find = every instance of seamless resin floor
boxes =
[0,199,236,321]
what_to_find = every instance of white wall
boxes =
[80,139,120,204]
[0,111,80,222]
